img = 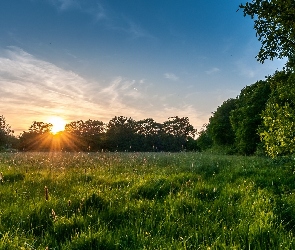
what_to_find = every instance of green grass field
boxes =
[0,152,295,249]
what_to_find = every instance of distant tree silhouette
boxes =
[19,121,53,151]
[0,115,16,150]
[64,120,105,151]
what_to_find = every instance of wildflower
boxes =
[80,198,85,211]
[45,186,49,201]
[51,209,57,221]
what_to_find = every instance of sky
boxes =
[0,0,286,135]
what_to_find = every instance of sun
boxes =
[47,116,66,134]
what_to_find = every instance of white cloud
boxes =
[125,21,154,40]
[205,67,220,75]
[59,0,78,10]
[48,0,107,21]
[49,0,79,11]
[164,73,179,81]
[94,2,107,21]
[105,17,155,40]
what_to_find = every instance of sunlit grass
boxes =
[0,152,295,249]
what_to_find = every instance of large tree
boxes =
[240,0,295,157]
[162,116,197,151]
[0,115,15,149]
[207,98,237,146]
[19,121,53,151]
[196,124,213,151]
[230,80,271,155]
[135,118,163,151]
[64,120,106,151]
[259,70,295,157]
[240,0,295,65]
[105,116,137,151]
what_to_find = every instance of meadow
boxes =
[0,152,295,249]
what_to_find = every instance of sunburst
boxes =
[47,116,66,134]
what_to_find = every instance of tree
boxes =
[105,116,137,151]
[64,120,106,151]
[162,116,196,139]
[230,80,271,155]
[259,70,295,157]
[136,118,162,136]
[18,121,53,151]
[239,1,295,157]
[0,115,15,149]
[135,118,163,151]
[196,124,213,151]
[28,121,52,134]
[162,116,197,151]
[240,0,295,65]
[207,98,237,146]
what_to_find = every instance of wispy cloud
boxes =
[164,73,179,81]
[125,20,154,40]
[49,0,80,11]
[0,47,205,134]
[48,0,154,40]
[0,47,144,133]
[48,0,107,21]
[93,2,107,21]
[235,58,286,79]
[104,17,155,40]
[205,67,220,75]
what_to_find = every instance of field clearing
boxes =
[0,152,295,249]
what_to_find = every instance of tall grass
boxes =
[0,152,295,249]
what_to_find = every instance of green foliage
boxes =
[105,116,137,151]
[230,80,271,155]
[207,98,237,146]
[196,125,213,151]
[18,121,53,151]
[239,0,295,156]
[1,152,295,248]
[64,119,106,151]
[0,115,15,150]
[240,0,295,66]
[260,71,295,157]
[260,102,295,157]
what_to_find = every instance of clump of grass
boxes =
[131,177,181,200]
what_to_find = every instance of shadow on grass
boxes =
[131,178,181,200]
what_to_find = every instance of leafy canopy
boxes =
[259,71,295,157]
[240,0,295,65]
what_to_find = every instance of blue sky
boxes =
[0,0,286,134]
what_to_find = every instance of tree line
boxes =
[196,70,294,157]
[0,116,197,152]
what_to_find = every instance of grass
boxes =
[0,152,295,249]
